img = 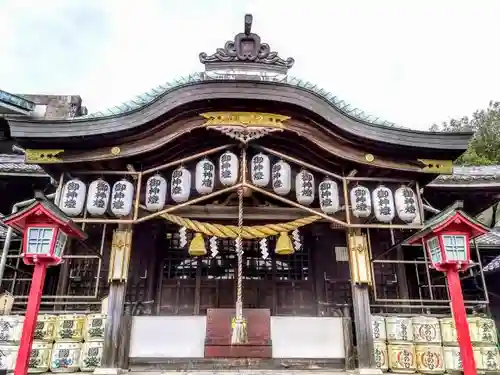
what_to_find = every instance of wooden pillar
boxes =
[347,230,380,372]
[97,226,133,374]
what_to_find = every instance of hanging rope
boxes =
[231,185,247,344]
[160,212,320,239]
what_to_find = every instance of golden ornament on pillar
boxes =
[348,232,372,285]
[189,233,207,256]
[108,229,133,282]
[275,232,294,255]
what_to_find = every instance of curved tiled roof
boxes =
[80,73,407,129]
[430,165,500,185]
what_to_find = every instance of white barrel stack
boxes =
[0,315,24,372]
[372,315,389,372]
[29,314,57,373]
[441,315,500,373]
[50,314,85,373]
[412,316,444,374]
[386,316,416,373]
[79,314,106,372]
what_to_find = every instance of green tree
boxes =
[430,101,500,165]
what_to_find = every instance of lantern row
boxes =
[57,152,418,223]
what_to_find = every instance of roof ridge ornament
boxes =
[199,14,295,77]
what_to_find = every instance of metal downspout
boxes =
[0,193,57,286]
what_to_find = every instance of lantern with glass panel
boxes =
[3,193,86,266]
[407,208,489,273]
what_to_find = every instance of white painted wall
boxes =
[129,316,345,359]
[129,316,206,358]
[271,317,345,358]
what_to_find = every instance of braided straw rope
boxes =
[160,213,321,239]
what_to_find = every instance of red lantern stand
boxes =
[2,196,86,375]
[406,208,489,375]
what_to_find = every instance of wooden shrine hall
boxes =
[0,13,496,375]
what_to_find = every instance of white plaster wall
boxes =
[271,317,345,358]
[129,316,206,358]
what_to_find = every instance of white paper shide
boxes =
[219,151,238,186]
[271,160,291,195]
[86,179,111,216]
[350,185,372,218]
[251,153,270,187]
[372,185,395,223]
[319,179,339,214]
[295,170,315,206]
[145,174,167,211]
[394,186,417,222]
[195,159,215,195]
[171,167,191,203]
[59,179,86,217]
[110,179,134,217]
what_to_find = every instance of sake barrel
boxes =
[55,314,85,342]
[388,343,416,373]
[439,318,458,346]
[0,344,19,371]
[79,341,103,372]
[415,344,445,374]
[374,341,389,372]
[443,346,463,373]
[28,342,52,374]
[468,316,498,347]
[474,346,500,372]
[412,316,441,344]
[372,315,387,342]
[84,313,106,342]
[34,314,57,342]
[50,342,82,373]
[0,315,24,343]
[386,316,413,343]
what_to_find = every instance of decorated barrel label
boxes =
[55,314,85,342]
[474,346,500,372]
[0,344,19,371]
[50,342,82,373]
[388,343,416,373]
[0,315,24,343]
[84,314,106,342]
[412,316,441,344]
[386,317,413,343]
[28,342,52,374]
[468,317,498,347]
[415,344,445,374]
[79,341,103,372]
[34,315,57,343]
[372,315,387,342]
[374,341,389,371]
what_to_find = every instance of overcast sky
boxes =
[1,0,499,130]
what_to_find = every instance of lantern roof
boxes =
[1,191,86,240]
[405,201,490,245]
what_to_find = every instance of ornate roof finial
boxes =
[199,14,295,77]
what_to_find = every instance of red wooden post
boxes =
[446,269,476,375]
[14,263,47,375]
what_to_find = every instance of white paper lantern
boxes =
[219,151,239,186]
[58,179,86,217]
[295,170,315,206]
[171,167,191,203]
[86,179,111,216]
[251,153,271,187]
[394,186,418,223]
[110,179,134,217]
[372,185,395,223]
[195,159,215,195]
[145,174,167,211]
[319,179,340,214]
[350,185,372,218]
[272,160,291,195]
